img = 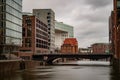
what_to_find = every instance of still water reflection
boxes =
[0,61,120,80]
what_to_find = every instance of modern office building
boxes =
[55,21,74,51]
[33,9,55,53]
[0,0,22,55]
[91,43,109,54]
[61,38,78,54]
[19,15,49,60]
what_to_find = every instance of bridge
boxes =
[32,53,113,64]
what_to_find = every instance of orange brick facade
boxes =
[61,38,78,54]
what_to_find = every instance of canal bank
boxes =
[1,61,119,80]
[112,58,120,71]
[0,60,41,74]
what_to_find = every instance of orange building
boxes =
[61,38,78,54]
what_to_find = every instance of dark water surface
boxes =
[0,61,120,80]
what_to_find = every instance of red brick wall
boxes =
[61,38,78,54]
[92,43,109,54]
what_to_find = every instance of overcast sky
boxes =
[23,0,113,48]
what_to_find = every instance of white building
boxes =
[55,21,74,52]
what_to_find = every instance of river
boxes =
[0,61,120,80]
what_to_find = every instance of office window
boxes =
[117,0,120,9]
[27,29,32,37]
[47,12,51,15]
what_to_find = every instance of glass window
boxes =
[6,0,22,12]
[27,29,32,37]
[6,29,22,39]
[25,38,32,47]
[6,13,22,25]
[6,21,22,32]
[117,0,120,8]
[6,37,22,45]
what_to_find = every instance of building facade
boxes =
[55,21,74,38]
[0,0,22,55]
[55,21,74,51]
[33,9,55,53]
[61,38,78,54]
[109,0,120,59]
[19,15,49,60]
[91,43,109,54]
[79,47,92,54]
[109,11,115,55]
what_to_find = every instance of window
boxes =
[27,29,32,37]
[48,24,51,26]
[47,16,51,19]
[2,0,5,2]
[48,20,51,23]
[22,28,25,37]
[117,0,120,9]
[25,38,31,47]
[47,12,51,15]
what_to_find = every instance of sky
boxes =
[23,0,113,48]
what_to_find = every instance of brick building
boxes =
[91,43,109,54]
[61,38,78,54]
[19,15,49,60]
[33,9,55,53]
[109,0,120,59]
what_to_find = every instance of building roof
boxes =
[55,21,74,37]
[63,38,78,46]
[91,43,109,46]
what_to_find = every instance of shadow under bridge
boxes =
[32,53,113,65]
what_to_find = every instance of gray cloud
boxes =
[84,0,112,9]
[23,0,112,48]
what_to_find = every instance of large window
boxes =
[6,13,22,25]
[6,5,22,19]
[6,0,22,12]
[117,0,120,9]
[6,37,22,45]
[6,29,22,38]
[6,21,22,32]
[25,38,31,47]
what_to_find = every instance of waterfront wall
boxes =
[0,60,19,74]
[111,58,120,75]
[0,60,41,74]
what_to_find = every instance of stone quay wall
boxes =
[0,60,41,74]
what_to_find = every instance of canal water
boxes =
[0,61,120,80]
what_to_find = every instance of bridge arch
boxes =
[32,53,113,65]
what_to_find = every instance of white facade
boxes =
[55,21,74,51]
[55,30,68,50]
